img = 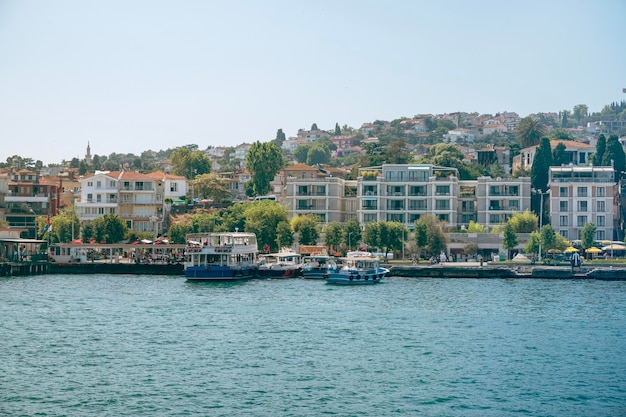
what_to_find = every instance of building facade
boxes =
[548,166,617,241]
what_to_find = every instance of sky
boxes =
[1,0,625,165]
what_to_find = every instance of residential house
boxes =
[512,140,596,172]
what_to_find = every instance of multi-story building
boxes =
[78,171,164,235]
[3,170,60,238]
[273,164,356,223]
[357,164,459,227]
[548,166,617,241]
[512,140,595,172]
[477,176,532,229]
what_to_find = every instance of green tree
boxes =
[306,144,331,165]
[552,142,569,166]
[276,221,294,249]
[502,222,517,259]
[167,222,192,244]
[190,213,220,233]
[467,220,487,233]
[244,200,289,252]
[384,138,412,164]
[272,128,286,148]
[334,123,341,136]
[515,117,546,148]
[508,210,538,233]
[311,123,318,131]
[531,137,552,191]
[323,222,343,253]
[219,201,249,233]
[601,134,626,178]
[414,214,447,256]
[292,215,320,245]
[170,147,211,179]
[342,219,362,251]
[572,104,588,126]
[193,173,231,202]
[581,222,596,252]
[560,110,570,128]
[414,220,428,258]
[97,214,128,243]
[245,141,285,196]
[293,143,312,164]
[524,230,541,255]
[592,134,606,166]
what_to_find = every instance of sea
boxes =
[1,274,625,417]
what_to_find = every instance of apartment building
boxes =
[476,176,532,229]
[273,164,357,223]
[78,171,164,234]
[357,164,459,227]
[548,166,617,241]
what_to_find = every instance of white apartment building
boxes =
[357,164,459,227]
[76,171,120,221]
[476,176,532,228]
[273,164,357,223]
[548,166,617,241]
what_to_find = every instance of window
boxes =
[96,181,102,188]
[597,187,605,197]
[577,187,588,197]
[596,230,606,240]
[559,201,568,212]
[87,181,93,187]
[559,187,568,197]
[171,183,178,192]
[435,185,450,196]
[438,214,449,222]
[87,193,93,202]
[559,216,568,227]
[597,216,605,227]
[560,230,569,239]
[96,194,102,202]
[597,201,605,212]
[577,216,587,227]
[435,200,450,210]
[577,201,588,212]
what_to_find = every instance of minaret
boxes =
[85,141,92,165]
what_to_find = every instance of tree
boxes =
[502,222,518,259]
[384,138,412,164]
[167,222,192,244]
[343,219,362,251]
[560,110,570,128]
[572,104,588,126]
[508,210,538,233]
[190,213,220,233]
[245,141,285,196]
[467,220,487,233]
[306,143,331,165]
[272,129,286,148]
[515,117,546,148]
[334,123,341,136]
[414,214,447,257]
[276,221,294,249]
[193,173,231,202]
[311,123,318,131]
[601,134,626,178]
[552,142,569,166]
[93,214,128,243]
[244,200,289,252]
[363,221,405,259]
[323,222,343,253]
[531,137,552,192]
[291,215,320,245]
[581,222,596,253]
[170,147,211,179]
[592,134,606,166]
[293,143,312,163]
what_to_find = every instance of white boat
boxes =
[184,232,258,280]
[301,252,337,279]
[257,249,302,278]
[325,252,388,285]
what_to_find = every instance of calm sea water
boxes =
[1,274,625,417]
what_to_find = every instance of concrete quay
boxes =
[388,262,626,280]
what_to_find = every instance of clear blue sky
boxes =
[1,0,624,165]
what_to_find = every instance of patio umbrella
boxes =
[586,247,602,253]
[602,244,626,251]
[564,247,579,253]
[547,248,562,253]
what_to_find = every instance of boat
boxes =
[325,252,388,285]
[257,248,302,278]
[184,232,258,280]
[301,252,337,279]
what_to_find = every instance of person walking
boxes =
[571,251,581,271]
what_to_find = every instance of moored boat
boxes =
[184,232,258,280]
[257,249,302,278]
[325,252,388,285]
[301,252,337,279]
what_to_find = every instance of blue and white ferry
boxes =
[184,232,258,280]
